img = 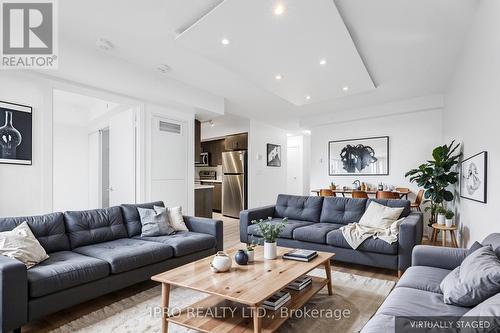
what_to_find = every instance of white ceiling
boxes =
[58,0,479,129]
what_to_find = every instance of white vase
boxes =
[246,250,254,263]
[437,214,445,225]
[445,219,453,228]
[264,242,277,260]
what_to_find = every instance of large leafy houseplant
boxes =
[405,141,461,226]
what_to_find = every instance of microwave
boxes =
[199,152,210,166]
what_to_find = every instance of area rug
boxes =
[50,269,395,333]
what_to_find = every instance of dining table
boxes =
[310,189,411,200]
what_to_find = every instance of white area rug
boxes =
[50,269,395,333]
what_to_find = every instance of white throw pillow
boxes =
[358,202,404,229]
[0,222,49,268]
[155,206,188,231]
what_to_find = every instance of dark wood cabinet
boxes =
[212,183,222,212]
[194,120,201,163]
[200,139,225,166]
[225,133,248,151]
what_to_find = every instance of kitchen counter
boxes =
[195,184,215,190]
[197,179,222,183]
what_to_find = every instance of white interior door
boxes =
[287,145,302,195]
[150,116,188,210]
[109,108,136,206]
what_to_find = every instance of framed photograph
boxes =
[460,151,487,203]
[267,143,281,167]
[0,101,32,165]
[328,136,389,175]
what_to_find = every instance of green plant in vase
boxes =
[251,217,288,259]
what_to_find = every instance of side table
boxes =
[431,223,458,247]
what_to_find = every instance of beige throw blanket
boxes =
[340,218,404,250]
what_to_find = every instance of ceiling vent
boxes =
[159,120,181,134]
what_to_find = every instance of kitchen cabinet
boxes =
[200,182,221,213]
[225,133,248,151]
[194,120,201,163]
[201,139,225,166]
[195,186,213,218]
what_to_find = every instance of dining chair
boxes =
[319,189,336,197]
[411,189,424,211]
[376,191,399,199]
[352,190,369,199]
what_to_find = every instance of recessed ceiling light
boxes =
[275,74,283,80]
[319,59,327,65]
[157,64,171,74]
[221,38,230,45]
[96,38,114,51]
[342,86,349,91]
[305,95,311,100]
[209,120,215,127]
[274,4,285,16]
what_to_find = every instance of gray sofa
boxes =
[240,194,423,274]
[361,233,500,332]
[0,201,223,333]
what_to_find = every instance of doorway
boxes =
[53,89,138,211]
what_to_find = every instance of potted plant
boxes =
[405,141,461,227]
[251,217,288,260]
[245,238,257,263]
[445,210,455,228]
[330,182,336,190]
[436,206,446,225]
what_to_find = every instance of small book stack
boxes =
[262,291,291,311]
[287,276,313,291]
[283,249,318,262]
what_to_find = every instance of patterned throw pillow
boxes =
[158,206,188,231]
[138,207,175,237]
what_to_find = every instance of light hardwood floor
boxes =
[24,213,403,332]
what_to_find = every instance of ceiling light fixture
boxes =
[306,95,311,100]
[221,38,230,45]
[157,64,171,74]
[319,59,327,65]
[274,4,285,16]
[342,86,349,91]
[209,120,215,127]
[275,74,283,80]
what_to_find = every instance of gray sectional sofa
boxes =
[240,194,423,274]
[361,233,500,332]
[0,201,223,333]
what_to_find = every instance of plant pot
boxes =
[245,250,254,263]
[437,214,446,225]
[445,219,453,228]
[264,242,277,260]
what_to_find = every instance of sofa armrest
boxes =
[398,212,423,271]
[412,245,467,270]
[239,205,275,243]
[0,256,28,332]
[183,216,224,251]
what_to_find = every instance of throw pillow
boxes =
[358,202,404,229]
[440,245,500,307]
[0,222,49,268]
[466,241,483,256]
[159,206,188,231]
[138,207,175,237]
[462,292,500,317]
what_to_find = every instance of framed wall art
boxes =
[267,143,281,167]
[0,100,32,165]
[460,151,487,203]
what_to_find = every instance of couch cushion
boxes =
[120,201,164,237]
[293,223,343,244]
[320,197,367,225]
[247,218,314,239]
[64,206,128,249]
[366,199,411,218]
[0,212,69,253]
[463,292,500,317]
[375,287,470,317]
[134,231,216,257]
[73,238,173,274]
[360,314,394,333]
[482,233,500,258]
[326,229,398,255]
[27,251,109,297]
[274,195,324,223]
[397,266,451,294]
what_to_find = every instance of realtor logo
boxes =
[1,0,58,68]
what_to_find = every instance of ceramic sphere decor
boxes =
[210,251,232,273]
[234,249,249,265]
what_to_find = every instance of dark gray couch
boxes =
[240,194,423,274]
[361,233,500,332]
[0,201,223,333]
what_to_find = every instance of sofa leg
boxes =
[398,270,403,278]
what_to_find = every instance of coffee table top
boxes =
[151,246,334,306]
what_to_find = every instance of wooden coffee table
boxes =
[151,246,334,333]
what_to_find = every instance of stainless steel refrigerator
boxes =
[222,151,247,218]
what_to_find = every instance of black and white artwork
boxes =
[328,136,389,175]
[0,101,32,165]
[460,151,487,203]
[267,143,281,167]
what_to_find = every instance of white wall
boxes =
[248,120,288,208]
[443,0,500,246]
[201,113,250,140]
[309,107,443,201]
